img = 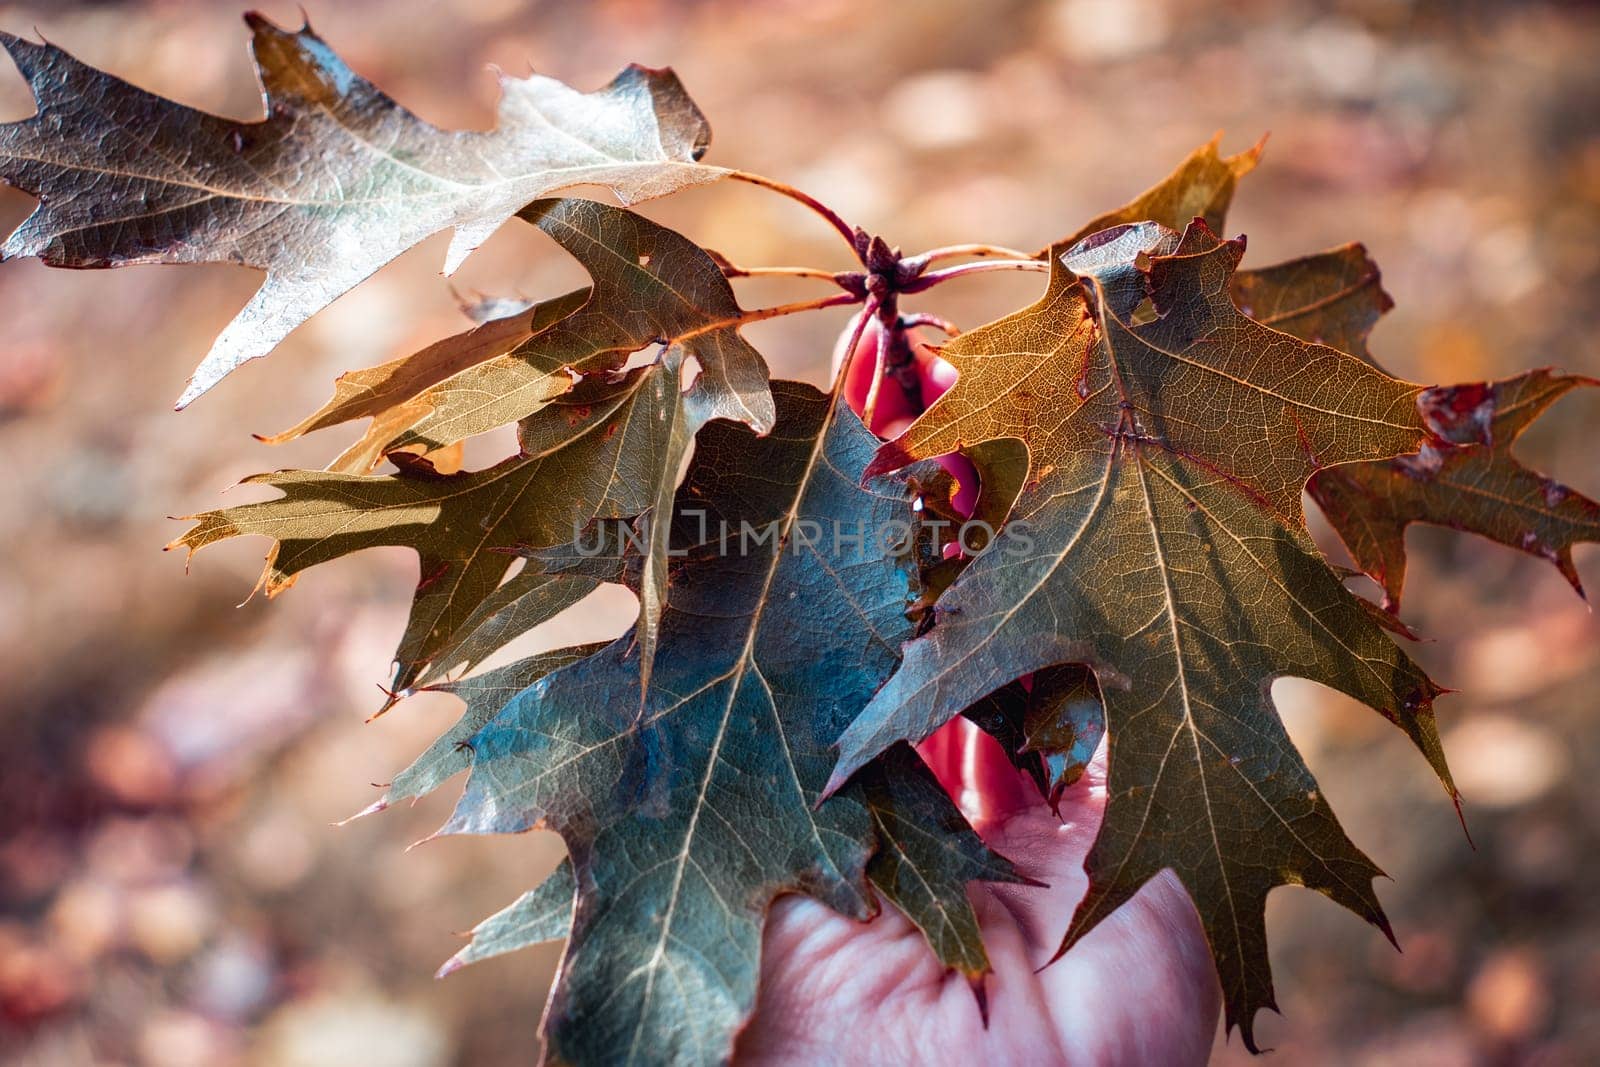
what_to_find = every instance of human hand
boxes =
[738,722,1221,1065]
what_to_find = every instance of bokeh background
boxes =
[1,0,1597,1063]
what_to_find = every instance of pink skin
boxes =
[835,313,976,517]
[733,314,1221,1065]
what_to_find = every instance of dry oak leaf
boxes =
[833,219,1460,1050]
[437,857,578,979]
[1310,371,1600,613]
[262,285,591,475]
[1229,242,1392,363]
[1043,133,1263,254]
[0,13,722,405]
[1221,242,1600,614]
[173,198,774,695]
[265,197,775,474]
[377,643,608,814]
[432,743,1023,991]
[440,383,1021,1066]
[173,349,730,697]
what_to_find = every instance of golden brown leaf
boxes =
[836,219,1456,1050]
[0,15,722,405]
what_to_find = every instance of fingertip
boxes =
[879,415,914,440]
[939,452,980,519]
[836,313,922,434]
[916,349,959,402]
[835,311,878,411]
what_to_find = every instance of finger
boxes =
[914,717,967,803]
[971,740,1107,951]
[974,736,1220,1066]
[1029,865,1221,1065]
[913,341,959,401]
[962,717,1045,826]
[939,452,981,526]
[834,311,919,434]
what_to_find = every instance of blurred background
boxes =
[1,0,1597,1063]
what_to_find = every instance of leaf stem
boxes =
[862,320,889,430]
[720,262,847,283]
[831,297,877,399]
[902,259,1049,293]
[726,170,863,261]
[909,242,1036,265]
[898,312,960,337]
[736,290,864,325]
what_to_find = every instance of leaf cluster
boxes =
[3,15,1594,1064]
